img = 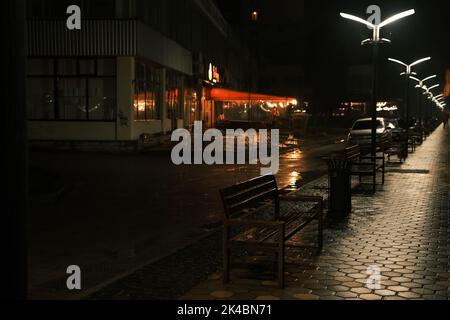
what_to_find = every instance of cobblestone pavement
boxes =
[89,127,449,300]
[30,133,346,299]
[183,126,450,300]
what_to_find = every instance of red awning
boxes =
[210,88,296,103]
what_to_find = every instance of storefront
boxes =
[27,19,194,142]
[206,88,298,128]
[199,62,222,129]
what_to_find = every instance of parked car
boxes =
[348,118,392,146]
[385,118,405,141]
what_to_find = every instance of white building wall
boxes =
[28,121,117,141]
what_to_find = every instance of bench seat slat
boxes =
[224,180,277,206]
[222,175,275,197]
[228,188,278,214]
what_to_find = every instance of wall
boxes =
[132,120,164,140]
[116,57,134,140]
[28,121,116,141]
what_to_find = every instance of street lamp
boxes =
[422,84,440,97]
[410,75,437,88]
[428,84,440,93]
[410,75,437,127]
[420,86,433,122]
[340,9,415,158]
[388,57,431,75]
[424,84,440,120]
[388,57,431,135]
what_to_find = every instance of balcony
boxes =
[27,19,192,75]
[28,19,137,57]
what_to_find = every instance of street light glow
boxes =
[388,58,407,67]
[422,75,437,83]
[401,72,417,76]
[428,84,440,91]
[340,9,415,44]
[378,9,416,28]
[410,57,431,67]
[340,9,415,29]
[388,57,431,75]
[339,13,375,28]
[411,75,437,89]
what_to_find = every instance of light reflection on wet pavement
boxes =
[28,134,347,298]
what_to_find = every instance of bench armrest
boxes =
[360,156,384,161]
[352,161,376,166]
[225,219,284,228]
[279,195,323,203]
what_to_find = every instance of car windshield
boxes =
[386,122,397,129]
[353,120,383,131]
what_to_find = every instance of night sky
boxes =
[217,0,449,109]
[308,0,450,107]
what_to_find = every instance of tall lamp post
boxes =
[340,9,415,157]
[434,96,445,111]
[387,57,431,136]
[410,75,437,127]
[423,84,440,121]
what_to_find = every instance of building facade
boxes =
[26,0,256,142]
[445,69,450,98]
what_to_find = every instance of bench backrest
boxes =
[220,175,280,220]
[344,145,361,162]
[354,135,392,155]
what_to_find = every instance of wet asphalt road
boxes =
[28,134,347,299]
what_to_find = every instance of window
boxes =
[58,78,87,120]
[27,78,55,119]
[27,58,116,121]
[97,59,116,76]
[28,59,54,75]
[134,62,160,121]
[353,120,383,130]
[58,59,77,76]
[166,72,182,121]
[88,78,116,120]
[79,59,96,76]
[251,11,259,21]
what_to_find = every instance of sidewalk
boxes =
[182,126,450,300]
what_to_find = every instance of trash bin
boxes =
[324,154,352,219]
[399,132,409,160]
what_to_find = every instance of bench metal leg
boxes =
[278,225,285,289]
[223,247,230,285]
[372,171,376,194]
[223,225,231,285]
[318,203,324,250]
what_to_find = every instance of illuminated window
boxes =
[27,58,116,121]
[166,73,183,121]
[251,11,259,21]
[134,62,160,121]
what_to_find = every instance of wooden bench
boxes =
[345,144,386,193]
[220,175,323,288]
[385,134,408,162]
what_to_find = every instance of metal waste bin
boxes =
[324,155,352,219]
